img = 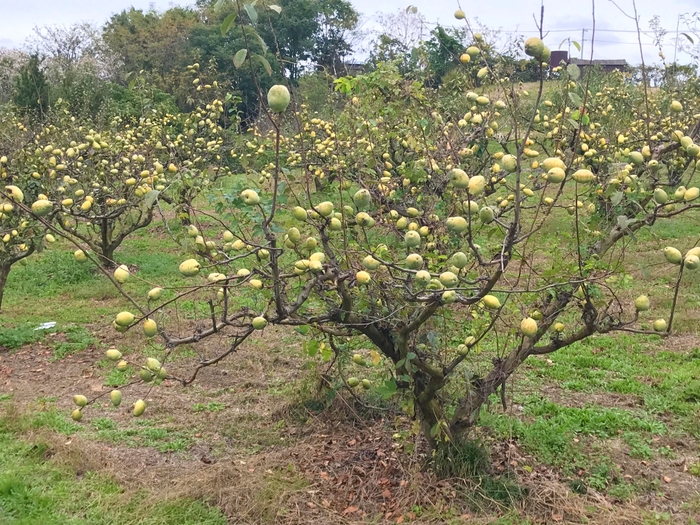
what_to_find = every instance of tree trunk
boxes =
[99,246,117,269]
[0,264,10,312]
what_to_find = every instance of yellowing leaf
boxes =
[370,349,381,366]
[233,48,248,68]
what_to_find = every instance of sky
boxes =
[0,0,697,65]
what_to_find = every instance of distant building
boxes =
[343,62,366,76]
[549,51,628,73]
[570,58,628,73]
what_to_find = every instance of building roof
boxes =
[569,58,628,66]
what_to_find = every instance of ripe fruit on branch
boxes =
[315,201,334,217]
[520,317,538,337]
[179,259,201,277]
[405,253,423,270]
[468,175,486,195]
[501,155,517,173]
[115,311,135,327]
[653,319,667,332]
[143,319,158,337]
[524,37,545,58]
[267,85,291,113]
[4,185,23,202]
[547,167,566,183]
[451,252,468,269]
[634,295,650,311]
[133,399,146,417]
[105,348,122,361]
[684,254,700,270]
[663,247,682,265]
[110,390,122,407]
[31,199,52,216]
[404,230,421,247]
[113,265,130,284]
[252,316,267,330]
[241,189,260,205]
[572,169,595,183]
[74,250,88,262]
[353,189,371,209]
[73,395,88,407]
[414,270,431,286]
[450,168,469,188]
[482,295,501,309]
[446,216,468,233]
[356,271,371,284]
[439,271,459,288]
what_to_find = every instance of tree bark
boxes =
[0,264,10,312]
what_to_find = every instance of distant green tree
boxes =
[314,0,359,75]
[367,34,420,76]
[420,26,466,87]
[13,54,49,115]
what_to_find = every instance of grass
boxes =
[2,168,700,522]
[0,407,225,524]
[50,325,98,361]
[91,417,195,453]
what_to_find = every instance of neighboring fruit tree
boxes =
[0,110,46,310]
[33,6,700,449]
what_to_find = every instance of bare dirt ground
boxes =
[1,325,699,524]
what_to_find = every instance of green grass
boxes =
[0,324,49,350]
[50,325,98,361]
[0,403,223,523]
[0,419,225,524]
[92,417,195,453]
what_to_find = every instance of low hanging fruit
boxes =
[113,265,130,283]
[110,390,122,407]
[73,394,88,407]
[634,295,650,311]
[179,258,201,277]
[133,399,146,417]
[663,247,682,265]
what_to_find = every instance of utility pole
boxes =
[673,14,680,64]
[580,28,587,59]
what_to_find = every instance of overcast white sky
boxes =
[0,0,697,65]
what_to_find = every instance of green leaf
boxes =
[253,53,272,76]
[680,33,694,44]
[295,325,310,335]
[566,63,581,80]
[233,48,248,68]
[251,29,269,53]
[268,4,281,13]
[611,191,624,206]
[406,352,416,360]
[306,339,319,357]
[568,92,582,107]
[221,12,237,36]
[321,345,332,362]
[375,378,398,400]
[213,0,227,11]
[144,190,160,209]
[243,3,258,24]
[572,40,582,52]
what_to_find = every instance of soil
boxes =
[1,325,699,524]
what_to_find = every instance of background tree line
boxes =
[1,1,697,127]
